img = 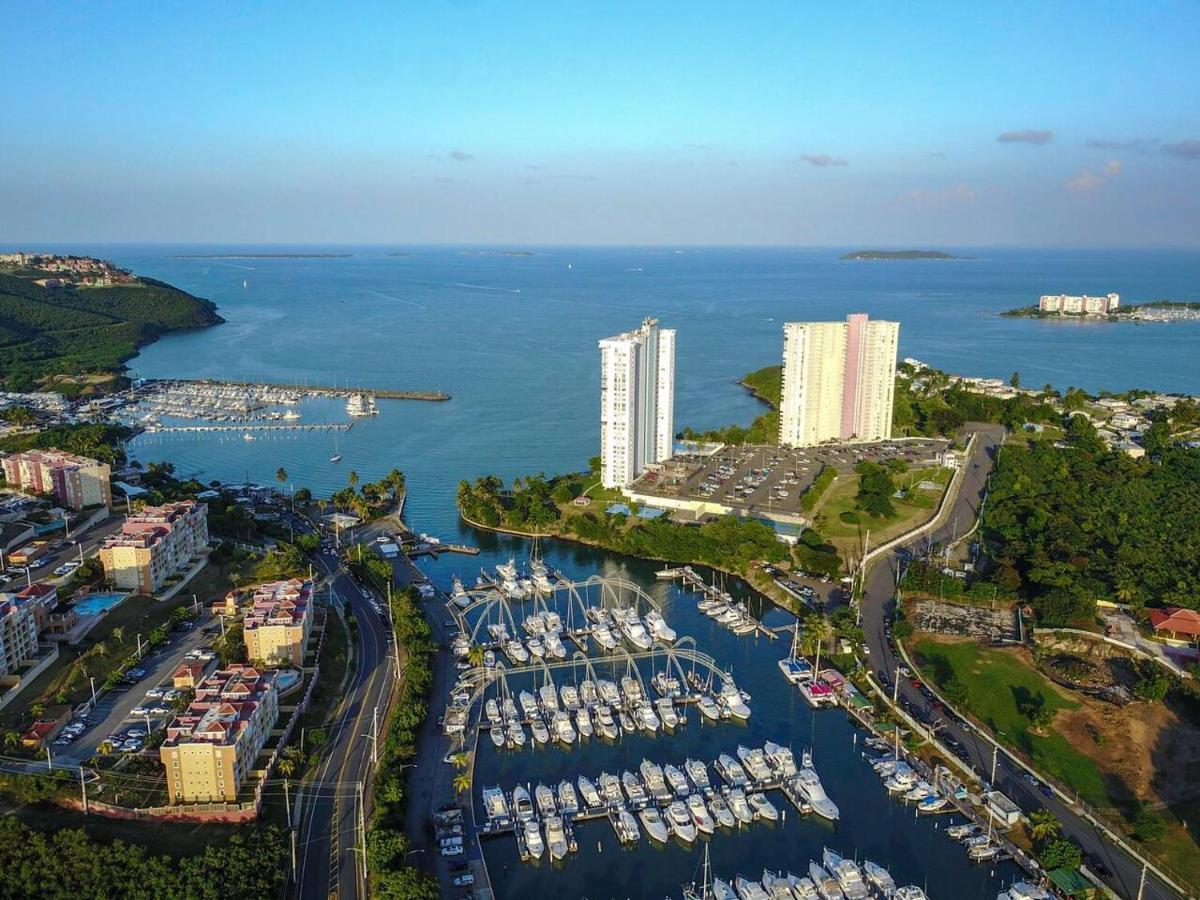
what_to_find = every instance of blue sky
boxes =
[2,1,1198,245]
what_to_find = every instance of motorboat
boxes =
[501,697,518,720]
[557,779,580,815]
[808,862,846,900]
[505,640,529,664]
[621,771,648,806]
[485,698,501,725]
[482,785,510,823]
[666,799,698,842]
[685,759,713,793]
[796,750,840,821]
[651,671,682,697]
[513,786,534,821]
[737,745,773,783]
[523,819,544,859]
[715,753,749,787]
[697,694,722,721]
[489,725,505,747]
[618,615,653,650]
[519,691,539,718]
[639,805,669,843]
[619,709,637,733]
[637,703,661,733]
[620,675,644,704]
[544,632,567,659]
[747,791,779,821]
[727,788,754,824]
[574,705,593,738]
[586,605,611,625]
[507,721,527,747]
[686,793,715,833]
[526,637,546,658]
[894,889,928,900]
[640,759,670,801]
[552,710,577,744]
[822,848,869,900]
[763,741,798,777]
[709,792,736,828]
[997,882,1052,900]
[861,860,897,896]
[530,717,550,745]
[918,795,949,813]
[655,697,679,728]
[487,623,510,644]
[560,684,580,710]
[761,871,796,900]
[535,783,557,818]
[580,679,598,705]
[595,704,619,739]
[664,763,690,796]
[578,775,602,808]
[734,875,770,900]
[904,782,934,803]
[719,679,752,720]
[645,610,677,642]
[786,873,821,900]
[496,558,519,582]
[543,610,563,633]
[538,683,559,713]
[524,613,547,636]
[599,772,623,806]
[544,815,568,861]
[946,822,978,840]
[598,679,621,706]
[711,879,738,900]
[613,808,640,843]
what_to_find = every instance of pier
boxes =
[663,566,778,640]
[143,421,353,434]
[150,377,451,401]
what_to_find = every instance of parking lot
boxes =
[631,438,949,519]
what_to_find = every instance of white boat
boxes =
[747,791,779,821]
[685,758,712,793]
[544,815,568,861]
[543,610,563,633]
[947,823,978,840]
[507,721,527,747]
[762,870,796,900]
[637,703,661,733]
[535,783,557,818]
[686,793,715,833]
[557,780,580,815]
[485,698,501,725]
[786,873,821,900]
[666,799,698,842]
[575,705,593,738]
[598,679,621,706]
[599,772,623,805]
[505,641,529,664]
[578,775,602,808]
[727,788,754,824]
[552,710,577,744]
[526,637,546,658]
[645,610,677,642]
[618,709,637,733]
[895,889,928,900]
[496,558,519,581]
[709,793,736,828]
[482,785,510,823]
[530,718,549,745]
[716,753,749,787]
[502,696,518,720]
[651,671,683,697]
[613,808,640,843]
[734,875,770,900]
[720,679,752,719]
[523,819,544,859]
[697,695,722,720]
[711,879,738,900]
[639,805,670,843]
[513,785,534,821]
[918,795,948,813]
[538,683,559,712]
[904,781,934,802]
[640,759,670,801]
[997,881,1052,900]
[519,690,539,718]
[808,862,846,900]
[823,848,869,900]
[655,697,679,728]
[796,750,840,821]
[763,741,798,777]
[524,613,547,636]
[543,632,566,659]
[618,616,653,650]
[580,679,598,705]
[622,771,648,806]
[862,860,897,896]
[620,675,644,704]
[595,704,619,740]
[737,745,773,783]
[664,763,690,796]
[559,684,580,710]
[489,725,505,747]
[488,623,510,644]
[969,843,1002,862]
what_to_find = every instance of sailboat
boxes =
[330,432,343,464]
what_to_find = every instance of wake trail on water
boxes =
[213,262,256,271]
[448,281,522,294]
[366,290,428,310]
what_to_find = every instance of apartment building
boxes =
[0,595,38,677]
[1,449,112,510]
[243,579,313,666]
[160,665,279,803]
[599,317,676,488]
[778,313,899,447]
[99,500,208,594]
[1038,293,1119,316]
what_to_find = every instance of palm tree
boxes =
[3,730,20,751]
[276,467,288,484]
[452,772,472,795]
[450,751,469,771]
[276,755,297,777]
[1030,809,1061,842]
[799,616,831,658]
[111,626,124,644]
[348,470,359,490]
[467,645,485,668]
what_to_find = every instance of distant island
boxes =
[840,249,963,261]
[0,253,222,393]
[1004,301,1200,322]
[172,253,353,259]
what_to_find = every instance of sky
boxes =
[2,1,1198,246]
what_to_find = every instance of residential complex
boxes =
[1038,293,1119,316]
[778,313,899,447]
[0,594,38,678]
[99,500,208,594]
[242,578,313,666]
[160,664,279,803]
[599,317,676,488]
[1,449,112,510]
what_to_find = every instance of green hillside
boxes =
[0,273,223,391]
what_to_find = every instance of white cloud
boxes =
[1066,159,1122,192]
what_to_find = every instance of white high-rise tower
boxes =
[599,317,676,488]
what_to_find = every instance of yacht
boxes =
[645,610,677,642]
[524,613,547,636]
[488,623,510,644]
[737,745,773,783]
[489,724,505,747]
[543,632,566,659]
[763,741,798,777]
[577,775,602,808]
[543,610,563,634]
[685,758,713,794]
[513,785,534,821]
[559,683,580,710]
[664,763,690,796]
[655,697,679,728]
[709,793,736,828]
[619,708,637,733]
[485,698,501,725]
[715,753,749,787]
[762,871,797,900]
[523,819,544,859]
[526,637,546,658]
[620,675,644,704]
[807,862,846,900]
[786,873,821,900]
[651,671,683,697]
[711,879,739,900]
[598,679,621,706]
[593,623,618,650]
[861,860,897,896]
[637,703,661,733]
[557,780,580,816]
[638,805,669,843]
[538,683,559,713]
[734,875,770,900]
[502,696,518,720]
[595,704,619,739]
[946,823,978,840]
[727,788,754,824]
[666,799,698,842]
[904,781,934,802]
[552,710,577,744]
[747,791,779,821]
[544,815,568,861]
[697,694,722,721]
[580,679,599,705]
[535,783,557,818]
[686,793,715,834]
[482,785,510,824]
[997,882,1052,900]
[613,808,641,843]
[618,615,653,650]
[640,759,670,801]
[719,679,752,719]
[622,771,648,806]
[505,640,529,665]
[894,889,928,900]
[530,717,550,745]
[574,705,593,738]
[507,721,527,748]
[519,690,540,718]
[599,772,623,806]
[496,558,519,582]
[796,750,840,821]
[822,848,869,900]
[918,795,948,813]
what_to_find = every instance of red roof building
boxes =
[1148,607,1200,643]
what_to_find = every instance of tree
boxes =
[1133,807,1166,842]
[276,467,288,484]
[449,751,468,770]
[1010,371,1021,388]
[467,645,485,667]
[348,469,359,489]
[1038,837,1082,870]
[1029,809,1061,842]
[294,487,312,505]
[276,755,297,778]
[3,730,19,751]
[452,772,471,795]
[111,626,124,644]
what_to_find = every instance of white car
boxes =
[453,874,474,887]
[131,706,150,717]
[144,688,165,699]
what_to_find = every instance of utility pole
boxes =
[79,765,89,814]
[990,744,999,785]
[1136,863,1147,900]
[284,778,291,823]
[357,780,367,890]
[46,747,52,771]
[371,705,379,766]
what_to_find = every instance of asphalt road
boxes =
[862,425,1183,900]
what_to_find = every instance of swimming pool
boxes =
[73,592,129,617]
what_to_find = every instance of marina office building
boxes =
[778,313,899,447]
[599,317,676,488]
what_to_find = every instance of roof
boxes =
[1148,607,1200,637]
[1047,867,1092,896]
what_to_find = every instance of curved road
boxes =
[863,425,1185,900]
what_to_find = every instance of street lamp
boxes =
[89,677,97,707]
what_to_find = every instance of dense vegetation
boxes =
[679,364,782,445]
[321,468,407,520]
[0,272,222,390]
[893,364,1061,437]
[0,422,132,465]
[0,817,287,899]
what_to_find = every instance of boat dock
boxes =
[663,566,777,640]
[144,421,353,434]
[154,378,451,401]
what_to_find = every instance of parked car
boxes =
[453,875,475,887]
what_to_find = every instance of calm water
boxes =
[31,244,1200,896]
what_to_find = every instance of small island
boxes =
[840,249,962,261]
[171,253,353,259]
[1003,301,1200,322]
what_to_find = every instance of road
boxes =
[862,425,1184,900]
[295,539,397,900]
[0,513,122,591]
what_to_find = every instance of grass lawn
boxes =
[816,467,951,556]
[912,638,1110,806]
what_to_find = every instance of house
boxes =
[20,717,64,750]
[172,659,214,690]
[1148,607,1200,645]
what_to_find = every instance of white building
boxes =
[1038,293,1119,316]
[778,313,899,447]
[599,317,676,488]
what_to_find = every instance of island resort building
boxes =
[599,317,676,488]
[98,500,208,594]
[778,313,899,447]
[1,449,112,510]
[1038,293,1119,316]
